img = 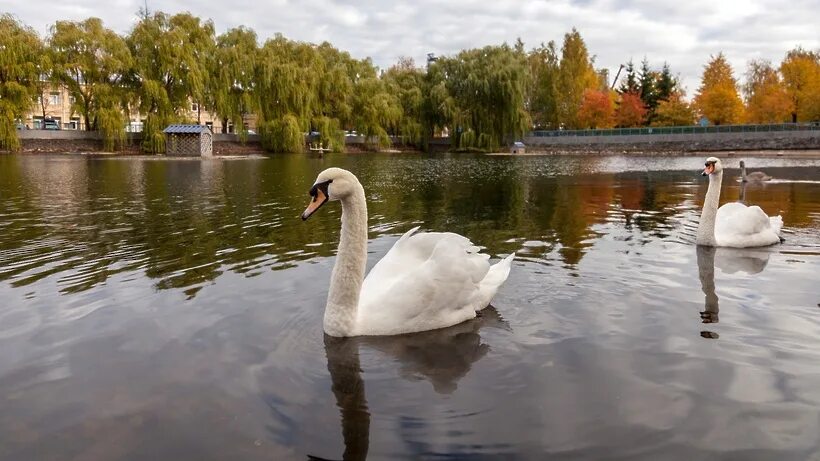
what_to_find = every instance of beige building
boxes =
[23,85,84,130]
[24,84,256,134]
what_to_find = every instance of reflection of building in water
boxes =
[696,246,771,339]
[318,308,509,460]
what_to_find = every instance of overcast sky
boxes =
[6,0,819,97]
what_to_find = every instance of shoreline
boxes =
[4,147,820,159]
[486,149,820,158]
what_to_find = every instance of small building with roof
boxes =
[511,141,526,154]
[163,124,213,157]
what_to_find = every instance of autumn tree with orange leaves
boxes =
[615,92,647,127]
[577,89,614,128]
[694,53,744,125]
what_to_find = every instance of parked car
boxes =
[43,119,60,130]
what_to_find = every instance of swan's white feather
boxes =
[356,227,514,336]
[714,202,782,247]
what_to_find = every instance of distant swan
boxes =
[301,167,515,337]
[739,160,771,182]
[697,157,783,248]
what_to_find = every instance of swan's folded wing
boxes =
[716,203,769,236]
[362,227,480,293]
[357,232,491,335]
[715,202,781,247]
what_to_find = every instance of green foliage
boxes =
[618,60,639,94]
[141,114,167,153]
[527,41,560,129]
[426,43,530,150]
[382,57,425,145]
[210,27,258,135]
[638,58,659,114]
[128,12,214,153]
[656,63,676,102]
[0,14,43,151]
[49,17,132,149]
[313,116,344,152]
[259,114,304,153]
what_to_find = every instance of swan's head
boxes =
[702,157,722,176]
[301,168,360,220]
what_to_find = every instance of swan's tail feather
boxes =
[769,215,783,236]
[475,253,515,311]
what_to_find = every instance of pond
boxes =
[0,153,819,460]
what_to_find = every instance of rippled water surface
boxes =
[1,153,819,460]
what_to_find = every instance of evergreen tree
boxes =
[638,57,658,113]
[656,63,676,102]
[618,59,639,94]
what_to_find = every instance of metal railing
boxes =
[529,122,820,138]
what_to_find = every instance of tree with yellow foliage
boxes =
[694,53,744,125]
[744,60,792,123]
[556,28,600,129]
[651,91,695,126]
[780,48,820,122]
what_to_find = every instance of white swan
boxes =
[696,157,783,248]
[739,160,772,182]
[301,167,515,337]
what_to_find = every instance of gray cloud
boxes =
[6,0,819,98]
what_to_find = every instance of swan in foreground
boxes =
[739,160,771,182]
[301,168,515,337]
[697,157,783,248]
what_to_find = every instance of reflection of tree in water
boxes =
[696,245,770,339]
[2,155,812,297]
[315,307,509,461]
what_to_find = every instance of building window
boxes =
[191,103,199,112]
[49,92,61,105]
[69,96,76,105]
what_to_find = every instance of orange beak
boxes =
[301,187,328,220]
[702,164,714,176]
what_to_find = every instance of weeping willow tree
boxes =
[352,70,401,149]
[50,17,132,150]
[315,42,354,131]
[312,115,344,152]
[210,27,258,137]
[382,57,425,145]
[0,14,43,151]
[426,44,530,151]
[127,12,214,153]
[255,35,324,152]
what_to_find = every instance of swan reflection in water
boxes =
[697,245,771,339]
[312,307,510,461]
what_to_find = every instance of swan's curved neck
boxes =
[324,184,368,337]
[697,170,722,246]
[741,164,747,181]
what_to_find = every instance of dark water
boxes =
[1,153,819,460]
